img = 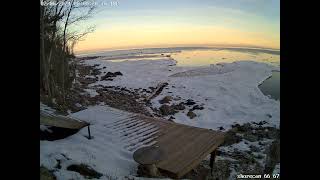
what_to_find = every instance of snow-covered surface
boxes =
[40,106,139,179]
[40,125,52,133]
[84,88,99,97]
[82,55,279,130]
[40,102,56,114]
[273,163,280,174]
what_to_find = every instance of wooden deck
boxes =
[109,114,225,178]
[40,111,90,130]
[40,108,224,178]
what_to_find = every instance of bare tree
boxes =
[40,0,97,105]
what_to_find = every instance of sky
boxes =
[74,0,280,53]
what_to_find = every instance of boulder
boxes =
[185,99,196,106]
[40,166,56,180]
[264,139,280,174]
[114,71,123,76]
[159,105,178,116]
[222,131,242,146]
[101,71,123,81]
[187,111,196,119]
[243,133,258,142]
[159,96,172,104]
[173,102,186,110]
[192,105,204,110]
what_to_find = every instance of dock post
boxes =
[87,125,91,139]
[210,150,216,174]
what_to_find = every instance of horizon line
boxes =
[75,43,280,56]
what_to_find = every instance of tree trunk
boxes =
[61,0,75,102]
[40,5,51,97]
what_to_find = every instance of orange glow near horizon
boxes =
[74,25,279,53]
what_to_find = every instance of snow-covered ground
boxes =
[40,105,139,179]
[83,54,279,130]
[41,47,280,179]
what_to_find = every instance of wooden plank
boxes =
[131,114,225,178]
[156,127,208,170]
[40,112,89,130]
[175,134,224,177]
[157,129,217,173]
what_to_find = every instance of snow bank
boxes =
[40,106,138,179]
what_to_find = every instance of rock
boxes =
[101,71,123,81]
[114,71,123,76]
[91,68,101,76]
[243,133,258,142]
[266,128,280,139]
[218,126,225,131]
[209,160,231,180]
[79,77,97,85]
[232,123,252,133]
[187,111,196,119]
[240,123,252,132]
[40,166,56,180]
[253,121,268,126]
[222,131,242,146]
[264,139,280,174]
[255,154,264,159]
[159,96,172,104]
[185,99,196,106]
[168,116,175,122]
[249,145,260,152]
[106,72,115,77]
[192,105,204,110]
[269,140,280,162]
[172,102,185,110]
[67,164,103,179]
[159,105,178,116]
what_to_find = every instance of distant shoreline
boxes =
[76,45,280,57]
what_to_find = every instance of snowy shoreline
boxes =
[41,47,280,179]
[82,55,279,130]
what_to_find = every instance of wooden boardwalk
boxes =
[40,108,224,178]
[107,114,225,178]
